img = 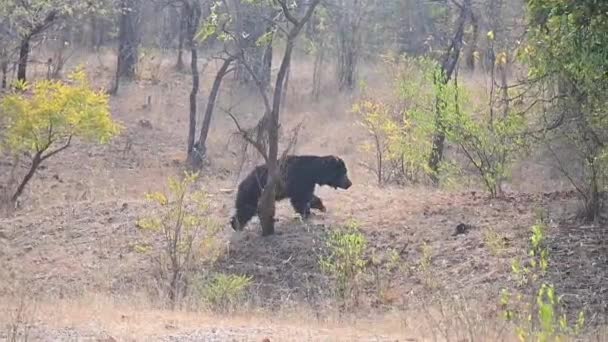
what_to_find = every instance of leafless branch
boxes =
[41,135,72,162]
[279,121,304,162]
[274,0,299,26]
[225,109,269,161]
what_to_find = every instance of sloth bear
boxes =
[230,155,352,231]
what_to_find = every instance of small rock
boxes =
[452,223,470,236]
[138,119,153,129]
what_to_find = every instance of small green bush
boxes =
[319,220,367,308]
[199,273,252,313]
[501,218,585,341]
[137,171,222,307]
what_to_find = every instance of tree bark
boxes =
[116,0,140,80]
[17,37,31,82]
[11,152,42,203]
[311,42,324,101]
[1,59,8,89]
[191,56,236,168]
[187,44,199,156]
[186,1,202,157]
[428,0,471,184]
[464,11,479,71]
[335,0,361,92]
[16,10,58,82]
[176,5,187,71]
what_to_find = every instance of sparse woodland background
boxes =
[0,0,607,340]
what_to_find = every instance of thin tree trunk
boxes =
[428,0,471,184]
[90,16,98,51]
[465,12,479,71]
[261,35,273,89]
[312,44,324,101]
[116,0,140,80]
[11,152,42,203]
[176,6,186,71]
[1,60,7,89]
[186,0,202,158]
[17,37,31,82]
[259,45,293,235]
[187,45,199,156]
[281,63,290,110]
[192,57,235,167]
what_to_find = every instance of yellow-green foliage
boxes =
[0,68,120,204]
[319,220,367,307]
[356,54,527,194]
[511,219,550,286]
[443,97,527,197]
[0,69,119,154]
[198,273,253,313]
[354,56,438,184]
[501,219,585,341]
[137,171,222,304]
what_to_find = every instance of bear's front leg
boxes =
[290,195,313,220]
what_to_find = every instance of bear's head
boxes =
[320,155,352,190]
[230,215,241,231]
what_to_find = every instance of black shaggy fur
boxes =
[230,155,352,231]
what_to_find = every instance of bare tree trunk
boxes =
[176,5,187,71]
[186,1,202,157]
[1,59,7,89]
[335,0,361,92]
[428,0,471,184]
[312,43,324,101]
[11,152,42,203]
[281,63,290,110]
[90,16,98,51]
[116,0,140,80]
[464,11,479,71]
[16,37,31,82]
[261,33,273,89]
[191,56,236,168]
[337,25,357,91]
[15,10,58,82]
[187,44,199,156]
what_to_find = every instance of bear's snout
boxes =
[337,175,352,189]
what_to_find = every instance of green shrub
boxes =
[354,56,440,185]
[319,220,367,308]
[199,273,253,313]
[136,171,222,307]
[356,54,527,195]
[501,218,585,341]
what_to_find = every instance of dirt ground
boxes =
[0,49,607,341]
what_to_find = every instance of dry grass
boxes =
[0,291,519,341]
